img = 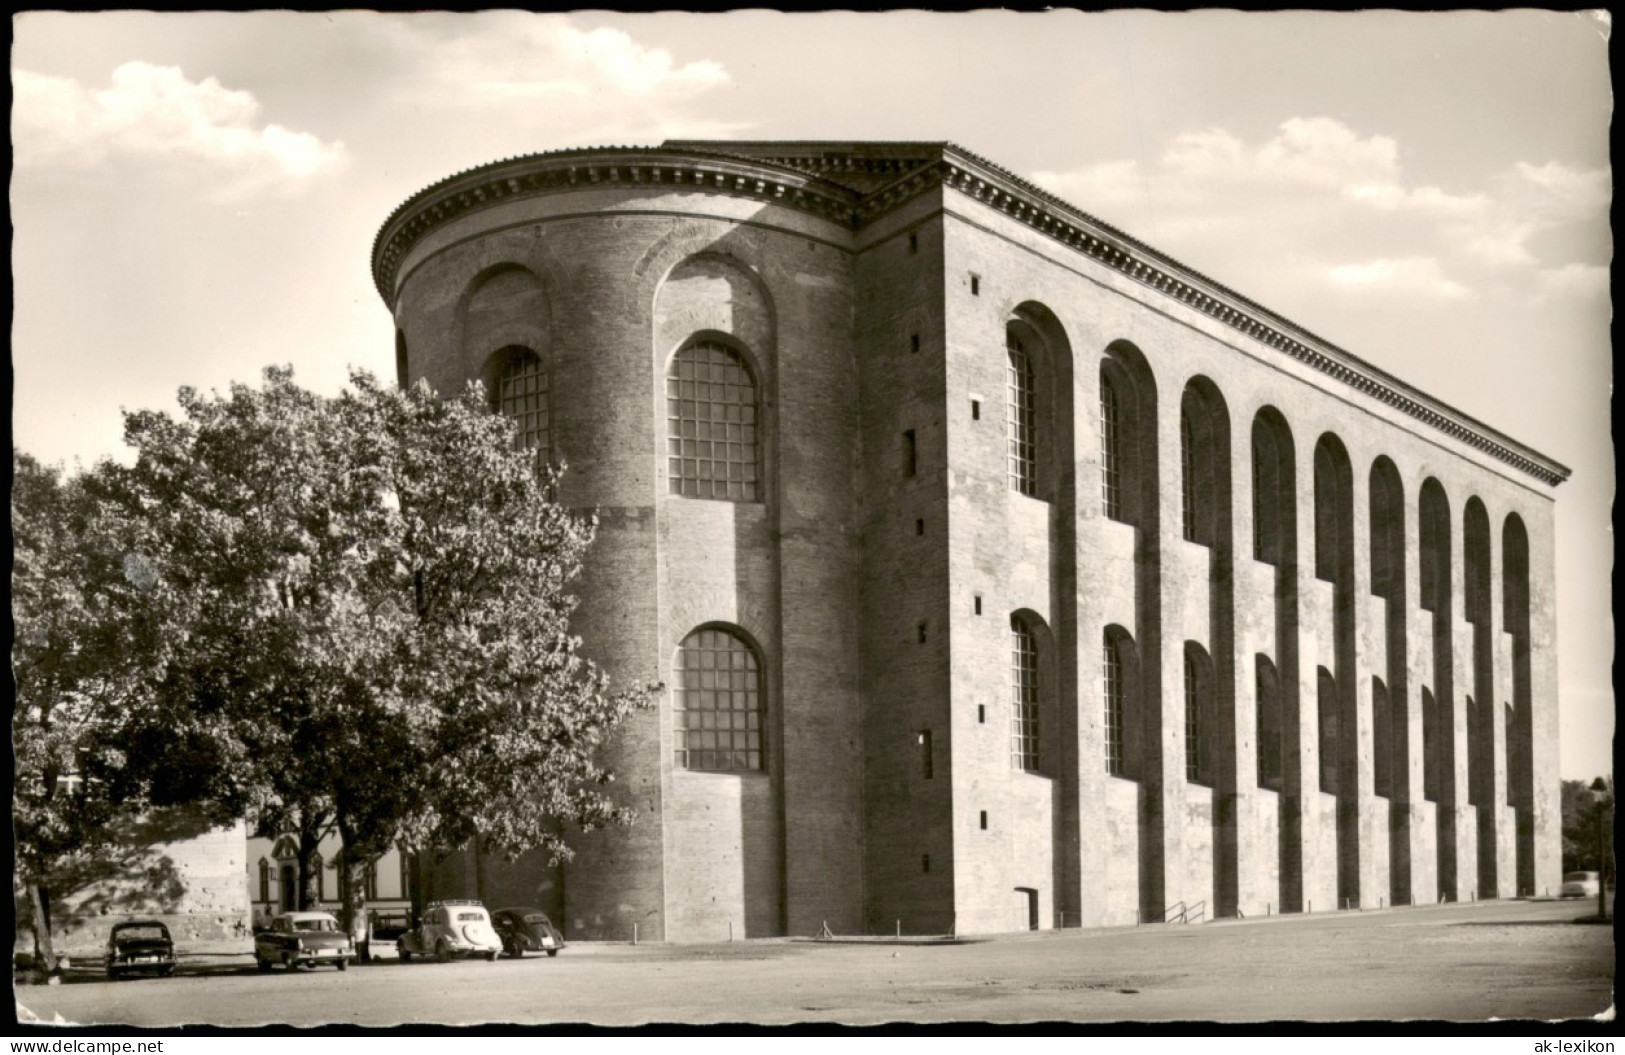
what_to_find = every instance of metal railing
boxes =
[1159,900,1207,924]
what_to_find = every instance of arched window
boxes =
[1373,677,1392,799]
[1422,687,1439,803]
[1181,409,1198,542]
[493,348,550,462]
[1007,332,1036,496]
[1103,631,1127,776]
[395,330,410,389]
[673,627,763,771]
[1318,667,1339,794]
[667,341,760,502]
[363,860,379,901]
[1184,644,1214,785]
[1011,616,1040,771]
[1185,651,1202,781]
[1256,655,1282,791]
[258,858,271,904]
[1100,369,1123,520]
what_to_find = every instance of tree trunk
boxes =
[27,880,59,983]
[295,815,327,910]
[335,816,369,961]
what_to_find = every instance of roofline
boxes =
[371,142,1570,488]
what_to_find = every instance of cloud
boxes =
[1327,257,1472,300]
[376,14,742,140]
[1534,263,1611,302]
[1164,117,1400,189]
[12,62,347,200]
[1030,117,1608,305]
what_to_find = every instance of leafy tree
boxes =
[1561,776,1615,879]
[110,367,650,937]
[11,454,245,978]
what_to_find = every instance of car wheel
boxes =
[399,948,411,963]
[435,941,451,964]
[256,957,271,972]
[485,950,498,962]
[160,966,175,978]
[108,967,122,981]
[337,959,348,972]
[547,949,560,958]
[283,953,295,970]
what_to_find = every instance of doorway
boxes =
[1015,887,1039,931]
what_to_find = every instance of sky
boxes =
[11,10,1613,780]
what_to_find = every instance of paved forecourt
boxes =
[15,898,1612,1027]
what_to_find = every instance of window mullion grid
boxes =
[1007,337,1036,496]
[1101,378,1121,520]
[1104,637,1124,776]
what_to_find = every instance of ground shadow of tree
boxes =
[31,806,221,940]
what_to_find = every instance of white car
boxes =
[398,900,503,963]
[1560,871,1601,898]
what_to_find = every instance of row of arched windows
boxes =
[483,339,764,503]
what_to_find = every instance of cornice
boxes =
[372,142,1571,489]
[915,148,1571,488]
[370,147,859,309]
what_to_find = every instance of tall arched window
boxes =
[1100,370,1123,520]
[363,860,379,901]
[1184,644,1214,785]
[258,858,271,904]
[493,348,550,463]
[667,341,760,502]
[1317,667,1339,794]
[1422,686,1439,803]
[673,627,763,771]
[1181,409,1198,542]
[1011,616,1040,771]
[1256,655,1282,791]
[1007,332,1037,495]
[1103,631,1126,776]
[1373,676,1392,799]
[1184,651,1201,781]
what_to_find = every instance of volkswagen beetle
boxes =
[492,907,566,958]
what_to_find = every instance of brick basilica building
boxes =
[372,141,1567,940]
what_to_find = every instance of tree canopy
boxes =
[13,367,651,964]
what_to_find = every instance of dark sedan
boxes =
[105,921,176,979]
[492,907,566,958]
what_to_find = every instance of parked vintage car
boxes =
[105,920,176,979]
[397,900,502,963]
[492,907,567,958]
[1560,871,1602,898]
[255,911,355,972]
